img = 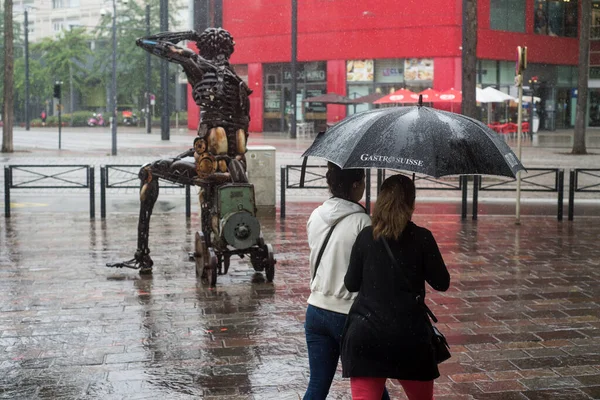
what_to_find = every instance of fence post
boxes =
[365,169,371,215]
[185,184,191,219]
[100,166,106,219]
[472,175,479,220]
[280,166,286,219]
[568,169,575,221]
[89,166,95,220]
[557,169,564,221]
[4,166,10,218]
[461,175,468,220]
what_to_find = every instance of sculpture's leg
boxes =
[106,164,160,273]
[135,170,159,274]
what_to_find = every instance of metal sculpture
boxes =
[106,28,275,285]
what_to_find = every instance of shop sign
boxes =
[590,67,600,80]
[347,60,374,82]
[283,69,326,82]
[404,58,434,81]
[265,90,281,111]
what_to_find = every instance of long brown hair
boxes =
[372,174,416,240]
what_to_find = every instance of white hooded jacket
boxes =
[306,197,371,314]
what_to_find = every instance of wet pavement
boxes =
[1,128,600,399]
[1,205,600,399]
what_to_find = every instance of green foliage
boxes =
[92,0,181,114]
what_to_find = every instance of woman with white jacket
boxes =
[303,162,389,400]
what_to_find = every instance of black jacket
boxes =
[341,222,450,381]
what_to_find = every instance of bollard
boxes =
[280,166,286,219]
[89,167,95,220]
[100,166,106,219]
[568,169,575,221]
[185,184,191,219]
[4,166,10,218]
[472,175,479,221]
[557,169,564,221]
[461,175,468,220]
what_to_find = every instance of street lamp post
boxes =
[24,10,30,131]
[110,0,118,156]
[145,4,151,134]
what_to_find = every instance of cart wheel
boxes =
[265,244,275,283]
[223,254,231,275]
[250,247,263,272]
[203,248,218,287]
[194,231,208,278]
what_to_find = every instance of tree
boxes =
[35,28,92,98]
[572,0,591,155]
[92,0,180,113]
[2,0,14,153]
[461,0,478,120]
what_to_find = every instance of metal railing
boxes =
[280,164,468,219]
[4,164,95,218]
[568,168,600,221]
[100,165,191,219]
[474,168,565,220]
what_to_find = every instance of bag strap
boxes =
[312,209,364,282]
[313,224,337,281]
[381,237,438,323]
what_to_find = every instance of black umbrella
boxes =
[302,101,525,178]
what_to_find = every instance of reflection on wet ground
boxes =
[1,207,599,399]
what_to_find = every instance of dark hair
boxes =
[372,174,416,240]
[325,162,365,200]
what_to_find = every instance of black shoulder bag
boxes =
[382,237,451,364]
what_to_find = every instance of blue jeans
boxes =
[304,304,390,400]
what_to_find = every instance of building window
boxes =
[592,1,600,39]
[490,0,525,32]
[534,0,578,37]
[52,0,63,8]
[53,21,64,32]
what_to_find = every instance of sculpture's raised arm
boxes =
[135,30,211,70]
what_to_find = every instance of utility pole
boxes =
[515,46,527,225]
[290,0,297,139]
[24,10,30,131]
[160,0,170,140]
[2,0,15,153]
[146,3,152,134]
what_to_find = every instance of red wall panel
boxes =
[248,63,264,133]
[188,0,581,132]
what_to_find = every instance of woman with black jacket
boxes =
[341,174,450,400]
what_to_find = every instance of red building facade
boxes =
[188,0,581,133]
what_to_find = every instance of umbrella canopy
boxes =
[438,88,462,103]
[374,89,418,104]
[303,93,354,104]
[479,86,516,103]
[302,105,525,178]
[417,88,441,102]
[350,93,386,104]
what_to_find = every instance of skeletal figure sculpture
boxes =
[107,28,253,274]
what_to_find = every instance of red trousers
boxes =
[350,377,434,400]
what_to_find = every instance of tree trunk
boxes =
[572,0,590,155]
[461,0,478,119]
[2,0,14,153]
